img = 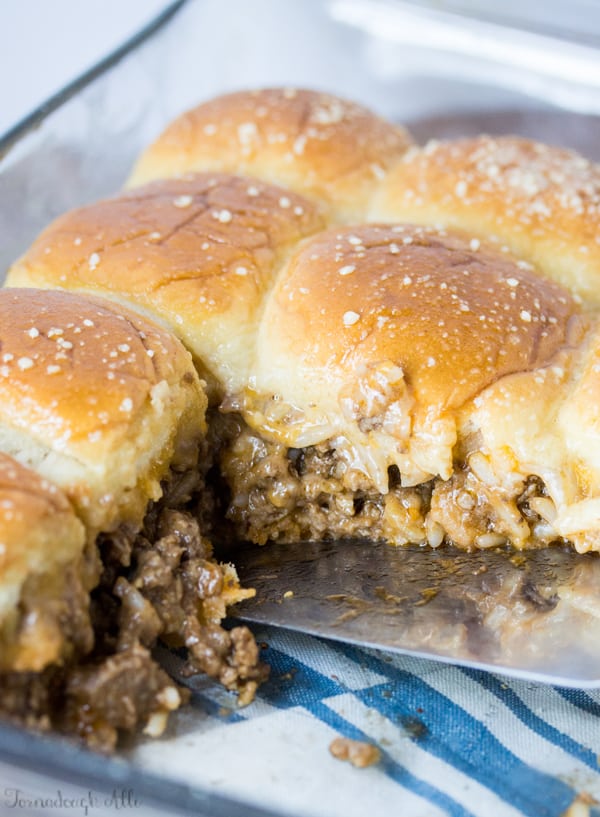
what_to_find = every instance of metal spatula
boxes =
[229,540,600,687]
[224,108,600,690]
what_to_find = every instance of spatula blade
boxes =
[229,540,600,687]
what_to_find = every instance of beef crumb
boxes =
[329,737,381,768]
[64,644,185,754]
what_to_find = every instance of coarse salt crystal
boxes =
[17,357,34,370]
[237,122,258,145]
[520,310,532,322]
[343,311,360,326]
[88,252,100,270]
[339,265,355,276]
[279,196,291,208]
[214,209,232,223]
[27,328,39,338]
[119,398,133,412]
[293,135,307,155]
[173,195,193,208]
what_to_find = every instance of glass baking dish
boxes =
[1,2,600,815]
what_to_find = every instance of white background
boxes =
[1,0,170,134]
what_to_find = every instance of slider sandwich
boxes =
[9,89,600,556]
[0,289,264,751]
[5,87,600,747]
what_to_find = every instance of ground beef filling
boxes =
[0,471,268,753]
[214,414,562,552]
[0,415,562,751]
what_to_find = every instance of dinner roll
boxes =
[6,175,325,398]
[127,88,413,221]
[0,289,206,539]
[0,454,87,672]
[8,86,600,560]
[370,136,600,307]
[463,318,600,552]
[245,224,584,489]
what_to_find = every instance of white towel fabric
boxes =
[131,626,600,817]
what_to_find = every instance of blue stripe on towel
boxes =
[324,642,576,817]
[310,699,476,817]
[255,642,344,707]
[462,669,600,771]
[253,645,473,816]
[250,635,600,817]
[555,687,600,719]
[258,641,573,816]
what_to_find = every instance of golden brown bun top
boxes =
[255,224,581,412]
[7,175,325,397]
[127,88,413,221]
[0,289,206,536]
[371,135,600,307]
[9,87,600,531]
[0,288,194,449]
[248,224,584,485]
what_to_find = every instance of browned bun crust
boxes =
[7,175,326,398]
[126,88,413,221]
[371,136,600,307]
[248,224,584,484]
[0,453,85,672]
[256,223,581,412]
[0,288,206,537]
[8,87,600,557]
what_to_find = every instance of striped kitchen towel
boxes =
[133,626,600,817]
